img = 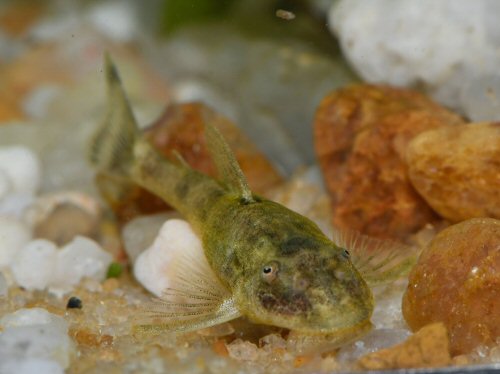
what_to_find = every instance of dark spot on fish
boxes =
[297,252,323,268]
[175,179,190,199]
[193,189,225,220]
[221,250,241,280]
[258,291,311,315]
[280,237,319,255]
[239,197,251,205]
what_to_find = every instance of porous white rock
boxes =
[0,217,32,268]
[0,308,73,369]
[54,236,113,292]
[10,239,58,291]
[330,0,500,119]
[133,219,204,297]
[0,146,41,196]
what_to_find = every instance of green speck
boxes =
[107,262,123,278]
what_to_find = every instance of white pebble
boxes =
[0,193,36,219]
[22,85,62,119]
[10,240,58,291]
[0,146,41,196]
[53,236,112,292]
[0,308,73,369]
[133,219,204,297]
[8,235,113,294]
[87,1,137,42]
[0,217,32,268]
[0,169,11,200]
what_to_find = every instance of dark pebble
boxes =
[67,296,83,309]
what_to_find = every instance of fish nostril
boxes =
[293,275,310,291]
[334,270,346,281]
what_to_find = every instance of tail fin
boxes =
[89,54,140,176]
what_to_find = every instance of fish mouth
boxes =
[257,291,312,316]
[286,319,373,355]
[296,315,373,336]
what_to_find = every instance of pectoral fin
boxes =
[205,123,253,202]
[332,228,420,286]
[134,266,241,334]
[133,219,241,334]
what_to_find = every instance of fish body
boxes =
[90,57,415,342]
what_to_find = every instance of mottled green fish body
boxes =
[90,56,416,342]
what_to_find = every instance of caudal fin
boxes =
[89,54,139,176]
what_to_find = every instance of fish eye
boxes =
[262,262,279,283]
[342,249,350,259]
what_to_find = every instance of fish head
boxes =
[237,240,374,334]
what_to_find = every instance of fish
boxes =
[90,56,418,346]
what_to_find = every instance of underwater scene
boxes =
[0,1,499,373]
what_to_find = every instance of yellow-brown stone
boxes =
[358,323,451,370]
[402,218,500,355]
[407,122,500,222]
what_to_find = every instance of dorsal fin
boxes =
[205,123,254,202]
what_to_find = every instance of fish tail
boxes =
[89,54,140,177]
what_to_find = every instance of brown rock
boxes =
[0,2,46,36]
[402,218,500,355]
[0,93,23,122]
[26,192,101,246]
[407,122,500,222]
[358,323,451,370]
[213,339,229,357]
[314,84,464,240]
[145,102,283,193]
[0,41,169,122]
[71,328,114,347]
[102,102,283,223]
[34,203,99,246]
